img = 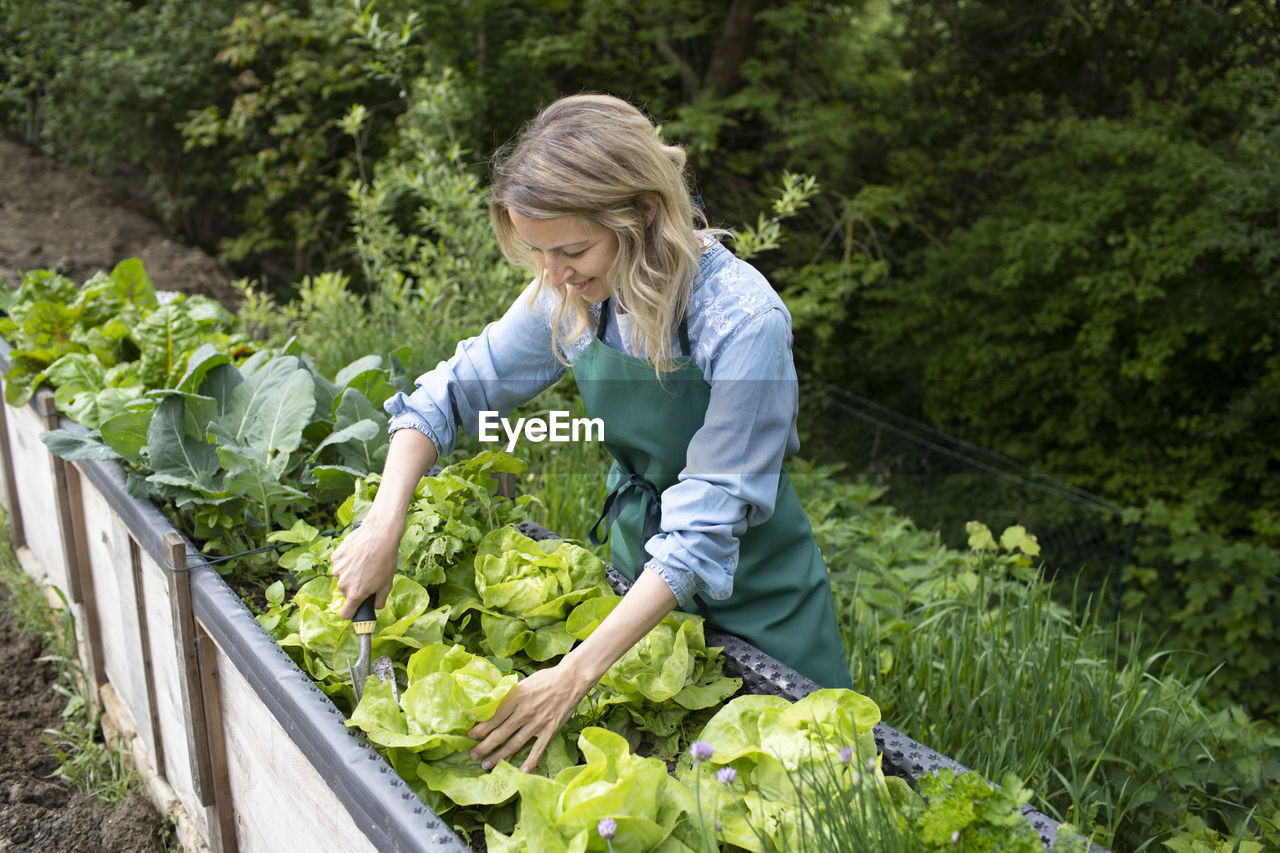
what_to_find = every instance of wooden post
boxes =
[164,531,215,805]
[37,392,83,603]
[0,389,24,549]
[65,463,106,703]
[129,536,167,783]
[196,622,239,853]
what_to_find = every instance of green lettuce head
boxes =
[346,643,575,815]
[677,688,887,849]
[275,574,449,708]
[458,526,610,662]
[567,595,741,713]
[485,727,697,853]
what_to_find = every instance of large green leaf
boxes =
[108,257,158,308]
[135,303,202,387]
[213,354,315,461]
[324,387,388,472]
[145,395,220,492]
[174,343,232,394]
[99,402,156,463]
[39,429,121,462]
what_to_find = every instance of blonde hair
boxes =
[490,94,711,371]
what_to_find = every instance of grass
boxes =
[0,507,141,805]
[795,462,1280,853]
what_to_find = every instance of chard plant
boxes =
[0,259,243,423]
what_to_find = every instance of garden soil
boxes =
[0,580,171,852]
[1,132,233,850]
[0,133,239,307]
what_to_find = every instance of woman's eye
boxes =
[563,249,586,259]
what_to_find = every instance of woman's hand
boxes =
[468,662,596,773]
[331,428,438,620]
[469,568,680,773]
[330,513,401,619]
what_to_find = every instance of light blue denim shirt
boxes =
[385,241,802,605]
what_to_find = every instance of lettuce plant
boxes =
[345,642,576,816]
[267,573,449,710]
[675,689,884,850]
[484,727,698,853]
[346,450,537,589]
[442,526,611,663]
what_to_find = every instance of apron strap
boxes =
[595,298,691,357]
[589,472,661,549]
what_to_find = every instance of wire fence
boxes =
[801,381,1150,611]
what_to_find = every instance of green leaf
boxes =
[212,354,315,461]
[99,403,156,464]
[109,258,158,308]
[145,395,220,493]
[135,303,202,387]
[39,429,121,462]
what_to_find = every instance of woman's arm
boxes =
[331,283,565,619]
[331,427,437,619]
[467,568,677,772]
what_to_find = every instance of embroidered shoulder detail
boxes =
[685,246,786,365]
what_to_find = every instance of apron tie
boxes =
[589,470,714,620]
[589,472,661,551]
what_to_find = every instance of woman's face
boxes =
[508,210,619,304]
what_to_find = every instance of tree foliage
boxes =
[4,0,1280,715]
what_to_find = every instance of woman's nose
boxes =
[546,258,574,285]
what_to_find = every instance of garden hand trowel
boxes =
[348,594,397,704]
[347,594,376,701]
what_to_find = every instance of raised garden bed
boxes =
[0,337,1104,853]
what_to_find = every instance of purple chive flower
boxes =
[597,818,617,840]
[867,757,878,774]
[951,829,961,844]
[838,746,853,765]
[850,771,862,787]
[690,741,715,763]
[717,766,737,785]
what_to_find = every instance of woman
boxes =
[330,93,852,776]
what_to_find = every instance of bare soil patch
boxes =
[0,580,171,852]
[0,133,238,307]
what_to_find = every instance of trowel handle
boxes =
[352,594,377,635]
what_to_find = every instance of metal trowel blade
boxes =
[371,654,399,706]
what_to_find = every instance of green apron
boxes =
[576,299,852,689]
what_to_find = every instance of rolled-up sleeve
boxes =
[642,307,800,603]
[384,283,567,457]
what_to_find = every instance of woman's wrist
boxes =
[561,569,679,685]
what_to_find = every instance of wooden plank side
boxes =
[78,477,155,757]
[65,463,106,709]
[39,393,84,606]
[197,623,238,853]
[136,542,205,810]
[5,396,68,587]
[129,537,167,781]
[204,631,379,853]
[164,532,216,810]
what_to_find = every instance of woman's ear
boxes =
[641,192,659,226]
